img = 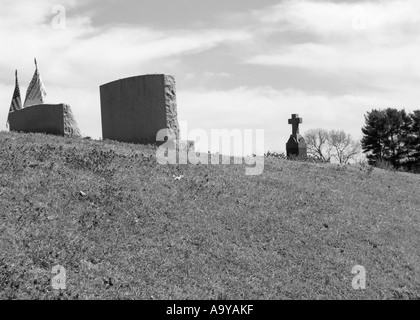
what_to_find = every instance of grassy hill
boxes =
[0,131,419,300]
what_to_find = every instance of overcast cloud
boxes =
[1,0,419,153]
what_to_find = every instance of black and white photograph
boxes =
[0,0,419,309]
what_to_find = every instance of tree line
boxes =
[303,108,420,172]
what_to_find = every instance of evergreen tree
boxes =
[361,109,388,165]
[407,110,420,168]
[361,108,412,168]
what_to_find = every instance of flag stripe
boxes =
[7,71,22,127]
[11,97,22,111]
[8,72,22,112]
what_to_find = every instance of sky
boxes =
[1,0,419,154]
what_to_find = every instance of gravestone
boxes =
[100,74,180,145]
[9,103,81,137]
[286,114,307,157]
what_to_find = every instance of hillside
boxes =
[0,131,419,300]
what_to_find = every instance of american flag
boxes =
[6,70,22,128]
[23,58,47,108]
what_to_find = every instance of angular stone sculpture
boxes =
[286,114,307,157]
[100,74,180,145]
[9,103,81,137]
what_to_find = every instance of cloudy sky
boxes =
[1,0,419,153]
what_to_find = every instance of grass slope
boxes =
[0,131,419,300]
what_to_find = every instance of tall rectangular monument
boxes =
[100,74,180,144]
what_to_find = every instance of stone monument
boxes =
[286,114,307,157]
[9,103,81,137]
[100,74,180,145]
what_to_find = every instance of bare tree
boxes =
[328,130,362,164]
[304,128,331,162]
[304,129,362,164]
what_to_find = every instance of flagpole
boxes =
[34,57,38,70]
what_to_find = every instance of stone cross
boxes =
[288,114,302,135]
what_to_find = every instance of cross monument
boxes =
[286,113,307,157]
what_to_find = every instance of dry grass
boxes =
[0,131,419,299]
